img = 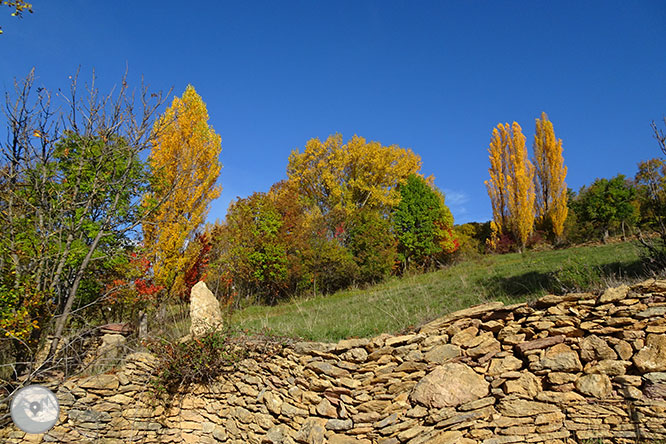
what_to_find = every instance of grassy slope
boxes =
[232,241,648,342]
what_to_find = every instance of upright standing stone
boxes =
[189,281,223,337]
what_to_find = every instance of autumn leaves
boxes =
[485,113,568,251]
[142,86,222,299]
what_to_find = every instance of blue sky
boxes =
[2,1,665,224]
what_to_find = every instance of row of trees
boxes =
[485,112,568,252]
[206,134,458,305]
[481,112,666,257]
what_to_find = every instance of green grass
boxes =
[230,240,649,343]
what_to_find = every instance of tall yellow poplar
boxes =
[533,112,568,240]
[506,122,536,251]
[142,85,222,295]
[485,122,535,252]
[485,124,511,235]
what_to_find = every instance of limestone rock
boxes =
[540,343,582,372]
[264,391,283,416]
[410,362,489,408]
[264,425,295,444]
[97,334,126,362]
[584,359,631,376]
[488,356,523,376]
[580,335,617,362]
[325,419,353,431]
[498,398,559,417]
[634,334,666,373]
[424,344,461,364]
[599,284,629,303]
[189,281,223,337]
[504,372,542,398]
[294,417,326,444]
[575,374,612,398]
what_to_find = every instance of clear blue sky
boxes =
[2,1,665,224]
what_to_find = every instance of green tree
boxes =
[637,117,666,267]
[392,175,456,270]
[635,158,666,231]
[221,192,288,304]
[574,175,638,243]
[347,209,397,284]
[0,70,168,377]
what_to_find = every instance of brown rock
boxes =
[294,417,326,444]
[614,340,634,361]
[546,372,577,385]
[498,398,559,417]
[535,390,585,404]
[634,333,666,372]
[80,374,119,391]
[467,337,501,358]
[516,335,565,354]
[584,359,631,376]
[488,356,523,376]
[540,343,582,372]
[328,435,371,444]
[503,372,541,398]
[315,399,337,418]
[424,430,463,444]
[580,335,617,362]
[599,284,629,303]
[575,374,613,398]
[424,344,461,364]
[419,302,505,334]
[410,362,489,408]
[341,348,368,363]
[264,391,283,416]
[451,326,479,346]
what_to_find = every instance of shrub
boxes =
[145,327,246,392]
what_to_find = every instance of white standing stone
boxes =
[189,281,223,337]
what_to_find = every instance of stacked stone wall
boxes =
[2,280,666,443]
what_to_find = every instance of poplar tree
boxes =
[485,124,511,236]
[485,122,536,252]
[142,85,222,296]
[533,112,568,241]
[506,122,536,252]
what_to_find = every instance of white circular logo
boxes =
[10,385,60,434]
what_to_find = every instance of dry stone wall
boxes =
[2,280,666,443]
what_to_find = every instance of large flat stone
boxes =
[410,362,489,408]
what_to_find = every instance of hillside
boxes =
[229,240,648,342]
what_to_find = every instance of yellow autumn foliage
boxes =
[142,85,222,294]
[534,112,568,240]
[485,122,536,251]
[485,124,511,234]
[506,122,536,251]
[286,134,422,217]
